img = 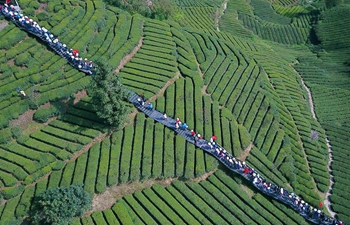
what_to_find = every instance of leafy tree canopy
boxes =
[88,61,131,129]
[104,0,174,20]
[31,185,92,225]
[325,0,343,8]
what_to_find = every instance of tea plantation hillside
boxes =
[0,0,349,224]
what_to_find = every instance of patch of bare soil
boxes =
[186,168,218,183]
[0,21,8,32]
[197,62,210,96]
[237,142,254,161]
[201,85,210,96]
[214,0,228,31]
[324,138,335,217]
[74,89,87,104]
[114,37,144,74]
[35,3,48,14]
[215,9,220,31]
[9,109,36,131]
[8,59,14,66]
[87,177,177,216]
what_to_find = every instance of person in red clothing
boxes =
[243,167,249,174]
[190,130,196,136]
[72,49,79,57]
[176,118,180,124]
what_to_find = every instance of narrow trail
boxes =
[114,37,144,74]
[238,142,254,161]
[214,0,228,32]
[299,75,336,217]
[148,72,180,103]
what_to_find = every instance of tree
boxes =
[88,61,131,129]
[325,0,343,8]
[31,185,92,225]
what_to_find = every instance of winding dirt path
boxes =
[214,0,228,32]
[148,72,180,103]
[299,75,335,217]
[238,142,254,161]
[114,37,144,74]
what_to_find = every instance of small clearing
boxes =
[0,21,8,32]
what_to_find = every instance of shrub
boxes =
[2,185,25,200]
[0,128,12,144]
[10,126,21,139]
[36,12,50,21]
[23,8,35,16]
[14,52,31,66]
[33,102,65,123]
[29,1,40,9]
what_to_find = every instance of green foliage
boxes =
[31,185,92,225]
[23,8,35,17]
[0,128,12,144]
[325,0,344,8]
[14,52,31,66]
[104,0,174,20]
[2,185,25,200]
[10,126,21,139]
[0,115,9,129]
[37,12,50,21]
[33,102,65,123]
[316,5,350,55]
[88,61,131,129]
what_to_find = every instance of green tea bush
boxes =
[33,102,65,123]
[0,128,12,144]
[10,126,21,139]
[14,52,31,66]
[0,115,10,129]
[37,12,50,21]
[2,185,25,200]
[23,8,35,16]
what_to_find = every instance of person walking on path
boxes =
[210,135,217,143]
[163,113,167,120]
[182,123,188,130]
[190,130,196,139]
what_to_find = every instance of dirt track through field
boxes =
[299,74,335,217]
[114,37,144,74]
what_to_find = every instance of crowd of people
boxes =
[0,4,95,75]
[133,93,346,225]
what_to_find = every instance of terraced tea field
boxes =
[0,0,349,224]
